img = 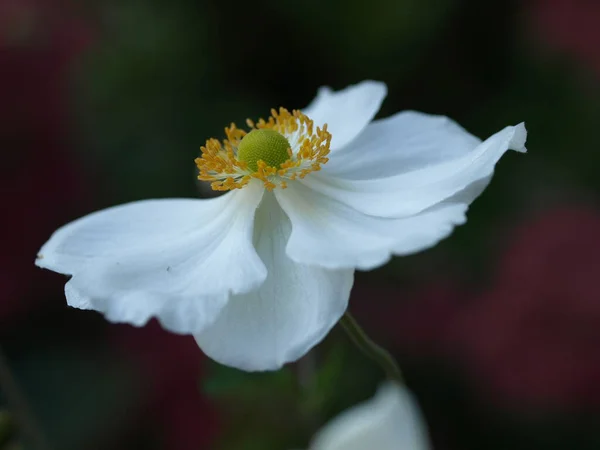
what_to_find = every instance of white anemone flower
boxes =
[36,81,527,371]
[309,382,429,450]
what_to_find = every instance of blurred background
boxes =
[2,0,600,448]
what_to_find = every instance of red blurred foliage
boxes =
[370,208,600,412]
[450,208,600,411]
[1,3,217,448]
[112,322,218,450]
[353,280,465,357]
[0,0,91,321]
[528,0,600,77]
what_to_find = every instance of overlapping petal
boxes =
[275,114,526,270]
[324,110,481,179]
[310,115,526,219]
[276,181,467,270]
[303,80,387,151]
[194,193,354,371]
[310,382,430,450]
[36,182,267,333]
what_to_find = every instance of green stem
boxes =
[339,312,403,382]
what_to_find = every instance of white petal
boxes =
[312,115,527,218]
[194,193,354,371]
[324,110,482,179]
[302,81,387,151]
[310,382,430,450]
[275,182,467,270]
[36,181,267,333]
[64,282,93,310]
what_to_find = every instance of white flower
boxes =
[35,81,527,371]
[309,382,429,450]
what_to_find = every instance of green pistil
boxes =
[237,129,291,172]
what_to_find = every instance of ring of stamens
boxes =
[195,108,331,191]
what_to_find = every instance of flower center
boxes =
[237,129,292,172]
[195,108,331,191]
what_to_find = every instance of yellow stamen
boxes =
[195,108,331,191]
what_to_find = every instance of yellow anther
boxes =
[195,107,331,191]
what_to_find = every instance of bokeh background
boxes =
[2,0,600,448]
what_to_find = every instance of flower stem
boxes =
[339,312,403,382]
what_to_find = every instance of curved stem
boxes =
[339,312,403,382]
